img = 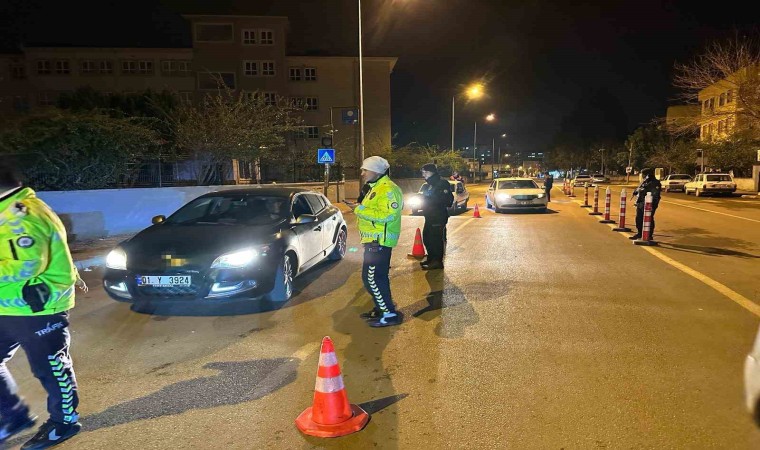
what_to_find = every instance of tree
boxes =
[670,33,760,137]
[0,110,160,190]
[387,143,468,178]
[169,85,302,185]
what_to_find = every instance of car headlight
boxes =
[407,196,423,209]
[496,193,511,202]
[537,193,546,198]
[211,247,267,269]
[106,248,127,270]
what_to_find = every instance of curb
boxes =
[75,256,106,271]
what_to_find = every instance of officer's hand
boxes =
[76,277,89,293]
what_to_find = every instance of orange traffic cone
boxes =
[407,228,426,259]
[296,337,370,438]
[473,203,482,218]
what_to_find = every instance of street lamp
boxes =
[451,83,485,151]
[495,133,507,173]
[598,148,605,175]
[473,113,496,182]
[358,0,366,167]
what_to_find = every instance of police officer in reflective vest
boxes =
[0,163,87,450]
[353,156,404,327]
[419,164,454,270]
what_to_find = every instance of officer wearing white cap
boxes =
[351,156,404,327]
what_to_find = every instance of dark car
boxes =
[407,180,469,216]
[103,188,347,308]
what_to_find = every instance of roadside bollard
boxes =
[564,179,569,195]
[581,183,591,207]
[589,185,602,216]
[612,188,631,232]
[599,187,615,223]
[633,192,657,246]
[569,182,576,197]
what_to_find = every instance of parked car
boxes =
[684,173,737,197]
[572,174,594,187]
[407,180,469,215]
[485,177,548,213]
[103,188,347,308]
[661,174,692,192]
[591,173,610,184]
[746,325,760,426]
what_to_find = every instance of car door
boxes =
[487,180,496,204]
[291,194,322,267]
[304,193,334,256]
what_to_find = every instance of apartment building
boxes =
[697,65,758,142]
[0,14,397,178]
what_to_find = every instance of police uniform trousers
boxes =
[423,220,447,263]
[361,243,396,314]
[0,312,79,424]
[635,202,659,238]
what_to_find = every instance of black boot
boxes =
[21,419,81,450]
[359,309,381,320]
[628,234,642,240]
[421,260,444,270]
[0,410,37,444]
[368,312,403,328]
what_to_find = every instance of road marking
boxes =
[292,342,321,361]
[640,246,760,318]
[449,218,476,237]
[660,200,760,223]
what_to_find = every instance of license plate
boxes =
[136,275,191,287]
[520,201,532,205]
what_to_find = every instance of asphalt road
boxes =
[4,183,760,449]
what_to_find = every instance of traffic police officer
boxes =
[0,163,86,449]
[353,156,404,327]
[419,164,454,270]
[630,167,662,240]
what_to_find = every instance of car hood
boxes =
[496,188,544,196]
[122,223,284,270]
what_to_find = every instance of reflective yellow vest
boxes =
[0,188,78,316]
[355,175,403,247]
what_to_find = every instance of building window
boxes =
[122,60,153,75]
[717,120,724,134]
[11,65,26,79]
[709,97,715,111]
[138,61,153,74]
[719,93,726,106]
[305,97,319,111]
[55,60,70,74]
[304,67,317,81]
[195,23,234,43]
[37,60,52,75]
[242,29,256,45]
[259,29,274,45]
[38,91,56,106]
[262,61,276,76]
[243,61,258,76]
[263,92,277,106]
[178,91,193,103]
[198,72,236,90]
[726,90,734,103]
[81,60,96,74]
[305,126,319,139]
[99,60,113,74]
[290,97,304,108]
[238,160,253,179]
[289,67,301,81]
[162,60,191,76]
[122,61,138,74]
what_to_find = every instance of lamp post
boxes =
[451,83,484,151]
[599,148,605,175]
[473,113,495,182]
[496,133,507,173]
[358,0,366,166]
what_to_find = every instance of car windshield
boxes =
[166,195,290,225]
[706,175,732,182]
[576,175,591,179]
[499,180,538,189]
[669,175,691,180]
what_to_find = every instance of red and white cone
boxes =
[613,188,631,232]
[633,192,657,246]
[599,187,615,223]
[589,185,602,215]
[581,184,591,207]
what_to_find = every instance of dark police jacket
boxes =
[421,174,455,223]
[633,177,662,206]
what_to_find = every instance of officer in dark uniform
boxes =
[630,168,662,240]
[543,172,554,202]
[419,164,454,270]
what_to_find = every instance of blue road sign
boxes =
[317,148,335,164]
[342,108,359,124]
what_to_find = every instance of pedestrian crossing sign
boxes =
[317,148,335,164]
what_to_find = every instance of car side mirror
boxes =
[152,215,166,225]
[295,214,317,224]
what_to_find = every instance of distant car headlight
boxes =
[106,248,127,270]
[496,193,511,202]
[211,247,268,269]
[537,193,546,198]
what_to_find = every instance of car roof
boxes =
[198,187,313,198]
[701,173,732,176]
[494,177,535,181]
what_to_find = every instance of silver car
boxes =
[661,174,692,193]
[485,178,548,213]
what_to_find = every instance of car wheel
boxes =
[540,207,548,213]
[328,228,347,261]
[695,188,701,197]
[267,253,295,302]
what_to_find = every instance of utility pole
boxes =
[626,143,633,183]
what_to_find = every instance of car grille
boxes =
[512,195,538,200]
[135,284,201,298]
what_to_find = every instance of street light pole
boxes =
[451,96,455,151]
[492,137,495,179]
[473,120,477,182]
[357,0,366,166]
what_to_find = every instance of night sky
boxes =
[1,0,757,153]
